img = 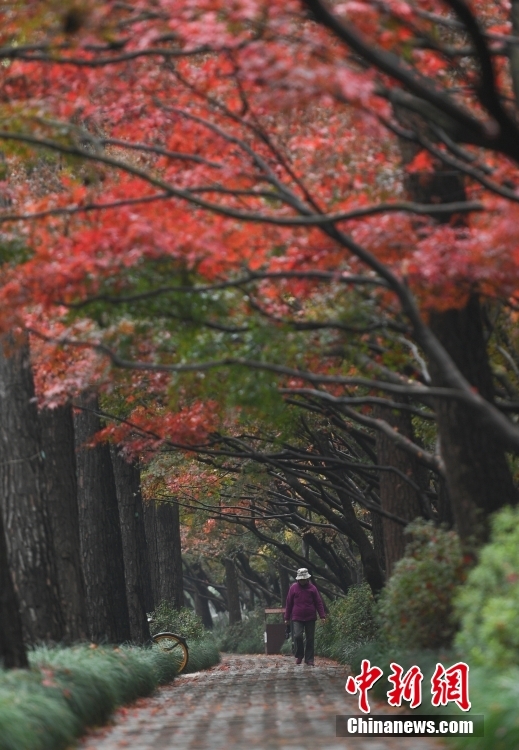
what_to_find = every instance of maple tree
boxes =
[2,0,519,658]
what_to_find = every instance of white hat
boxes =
[296,568,311,580]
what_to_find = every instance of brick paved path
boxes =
[79,654,444,750]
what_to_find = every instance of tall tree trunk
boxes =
[188,561,218,628]
[279,563,290,608]
[194,589,214,629]
[374,406,423,577]
[224,557,242,625]
[0,510,28,668]
[40,404,87,642]
[143,499,184,609]
[399,136,519,545]
[74,392,130,642]
[142,500,158,611]
[110,448,151,643]
[370,509,386,576]
[0,336,64,643]
[429,296,519,543]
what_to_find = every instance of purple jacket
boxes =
[285,581,326,622]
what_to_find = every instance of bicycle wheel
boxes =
[151,632,189,673]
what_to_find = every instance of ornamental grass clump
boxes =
[377,519,465,651]
[0,640,220,750]
[183,637,220,672]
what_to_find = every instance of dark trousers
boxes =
[292,620,316,663]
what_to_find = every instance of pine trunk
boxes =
[110,448,151,643]
[0,509,28,668]
[0,336,64,643]
[143,500,184,609]
[279,564,290,608]
[74,392,131,642]
[374,406,423,577]
[429,296,519,543]
[143,500,158,611]
[370,509,386,576]
[194,589,214,629]
[40,404,87,642]
[399,142,519,544]
[224,557,242,625]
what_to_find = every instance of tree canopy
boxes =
[1,0,519,596]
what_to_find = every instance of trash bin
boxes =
[264,608,286,655]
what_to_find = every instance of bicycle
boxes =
[151,631,189,672]
[147,615,189,673]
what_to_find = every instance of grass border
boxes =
[0,638,219,750]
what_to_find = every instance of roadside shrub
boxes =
[377,519,465,650]
[448,666,519,750]
[455,505,519,669]
[315,583,377,664]
[149,602,205,640]
[216,610,264,654]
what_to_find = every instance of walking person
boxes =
[284,568,326,666]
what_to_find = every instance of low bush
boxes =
[315,583,377,664]
[454,505,519,669]
[149,602,206,640]
[216,610,264,654]
[0,639,219,750]
[377,519,465,651]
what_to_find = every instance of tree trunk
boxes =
[110,448,152,643]
[194,589,214,629]
[74,392,130,642]
[40,404,87,642]
[429,296,519,543]
[143,500,159,610]
[398,132,519,545]
[370,509,386,576]
[0,510,28,668]
[224,557,242,625]
[279,563,290,608]
[143,499,184,609]
[374,406,423,577]
[0,336,64,643]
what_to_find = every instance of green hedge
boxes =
[0,639,219,750]
[314,583,377,663]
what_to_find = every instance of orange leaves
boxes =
[97,400,221,458]
[405,150,436,174]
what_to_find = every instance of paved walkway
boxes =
[79,654,444,750]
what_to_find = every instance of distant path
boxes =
[79,654,443,750]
